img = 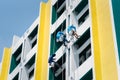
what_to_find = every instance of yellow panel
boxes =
[34,0,51,80]
[90,0,118,80]
[0,48,11,80]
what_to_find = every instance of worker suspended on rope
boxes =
[67,25,79,39]
[48,54,61,69]
[56,31,70,46]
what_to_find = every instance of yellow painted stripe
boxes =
[34,0,51,80]
[90,0,119,80]
[0,48,11,80]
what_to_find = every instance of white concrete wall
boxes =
[9,17,39,80]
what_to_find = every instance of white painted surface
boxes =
[9,17,39,80]
[12,35,20,48]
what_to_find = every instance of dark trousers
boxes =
[51,62,61,78]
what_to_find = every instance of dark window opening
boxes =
[73,0,89,25]
[28,25,38,48]
[55,69,66,80]
[52,0,66,24]
[74,28,90,50]
[80,69,93,80]
[29,69,34,79]
[73,0,88,15]
[9,44,23,73]
[32,39,37,48]
[13,73,19,80]
[28,25,38,40]
[25,54,36,79]
[78,9,89,25]
[79,44,91,66]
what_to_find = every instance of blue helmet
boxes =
[56,31,64,40]
[67,25,76,33]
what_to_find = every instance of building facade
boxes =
[0,0,120,80]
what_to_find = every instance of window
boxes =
[73,0,89,25]
[78,9,89,25]
[29,69,34,79]
[9,44,23,73]
[28,25,38,48]
[79,44,91,65]
[73,28,91,66]
[74,28,90,50]
[52,0,66,24]
[12,73,19,80]
[50,20,66,55]
[25,54,36,79]
[80,69,93,80]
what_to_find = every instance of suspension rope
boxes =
[52,0,59,80]
[53,0,66,79]
[52,0,58,55]
[61,5,64,80]
[62,46,64,80]
[61,21,64,32]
